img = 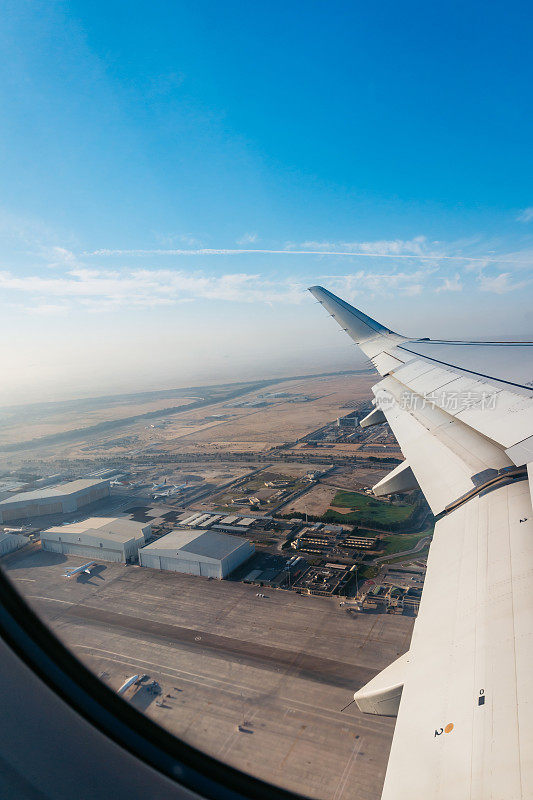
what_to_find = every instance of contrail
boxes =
[84,247,529,264]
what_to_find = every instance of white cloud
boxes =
[0,261,438,313]
[236,232,258,245]
[44,246,79,269]
[478,272,530,294]
[325,268,434,300]
[27,302,71,315]
[517,207,533,223]
[0,267,307,310]
[402,283,423,296]
[435,273,463,292]
[1,231,531,314]
[300,235,432,257]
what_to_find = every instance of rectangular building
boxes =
[0,479,110,523]
[0,531,27,557]
[139,528,254,579]
[41,517,151,563]
[179,513,203,526]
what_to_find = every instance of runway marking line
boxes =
[333,737,363,800]
[26,595,73,605]
[74,645,392,734]
[279,724,307,769]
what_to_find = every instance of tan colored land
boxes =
[153,465,251,486]
[283,483,338,516]
[5,373,376,464]
[167,374,375,453]
[329,506,357,515]
[359,448,403,457]
[186,441,275,453]
[0,395,199,447]
[206,465,314,511]
[321,466,393,490]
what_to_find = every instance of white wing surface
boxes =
[309,286,533,800]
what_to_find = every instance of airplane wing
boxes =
[63,562,95,578]
[309,286,533,800]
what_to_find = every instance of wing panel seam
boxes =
[397,346,533,392]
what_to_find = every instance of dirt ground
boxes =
[282,483,338,516]
[178,374,375,450]
[157,465,252,486]
[4,372,376,464]
[321,465,394,491]
[0,395,199,447]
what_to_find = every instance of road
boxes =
[372,536,431,565]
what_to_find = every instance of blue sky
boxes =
[0,0,531,402]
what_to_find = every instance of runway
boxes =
[51,601,376,690]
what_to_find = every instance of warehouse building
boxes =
[0,531,27,557]
[41,517,151,563]
[139,528,254,579]
[179,513,204,526]
[0,479,28,502]
[0,479,110,523]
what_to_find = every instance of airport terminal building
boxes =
[41,517,151,563]
[0,479,110,523]
[139,528,254,579]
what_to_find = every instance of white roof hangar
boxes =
[41,517,151,563]
[139,528,254,579]
[0,479,110,523]
[0,531,27,557]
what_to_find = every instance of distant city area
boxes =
[0,370,433,800]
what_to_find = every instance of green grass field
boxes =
[383,528,433,555]
[381,546,431,565]
[325,489,415,526]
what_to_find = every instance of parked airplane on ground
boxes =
[117,674,140,695]
[63,561,96,578]
[310,285,533,800]
[152,482,188,499]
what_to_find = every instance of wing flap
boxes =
[401,364,458,395]
[373,375,512,513]
[374,385,475,513]
[372,351,406,375]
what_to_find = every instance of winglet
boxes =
[308,285,398,344]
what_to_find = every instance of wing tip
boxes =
[308,285,330,303]
[308,285,399,340]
